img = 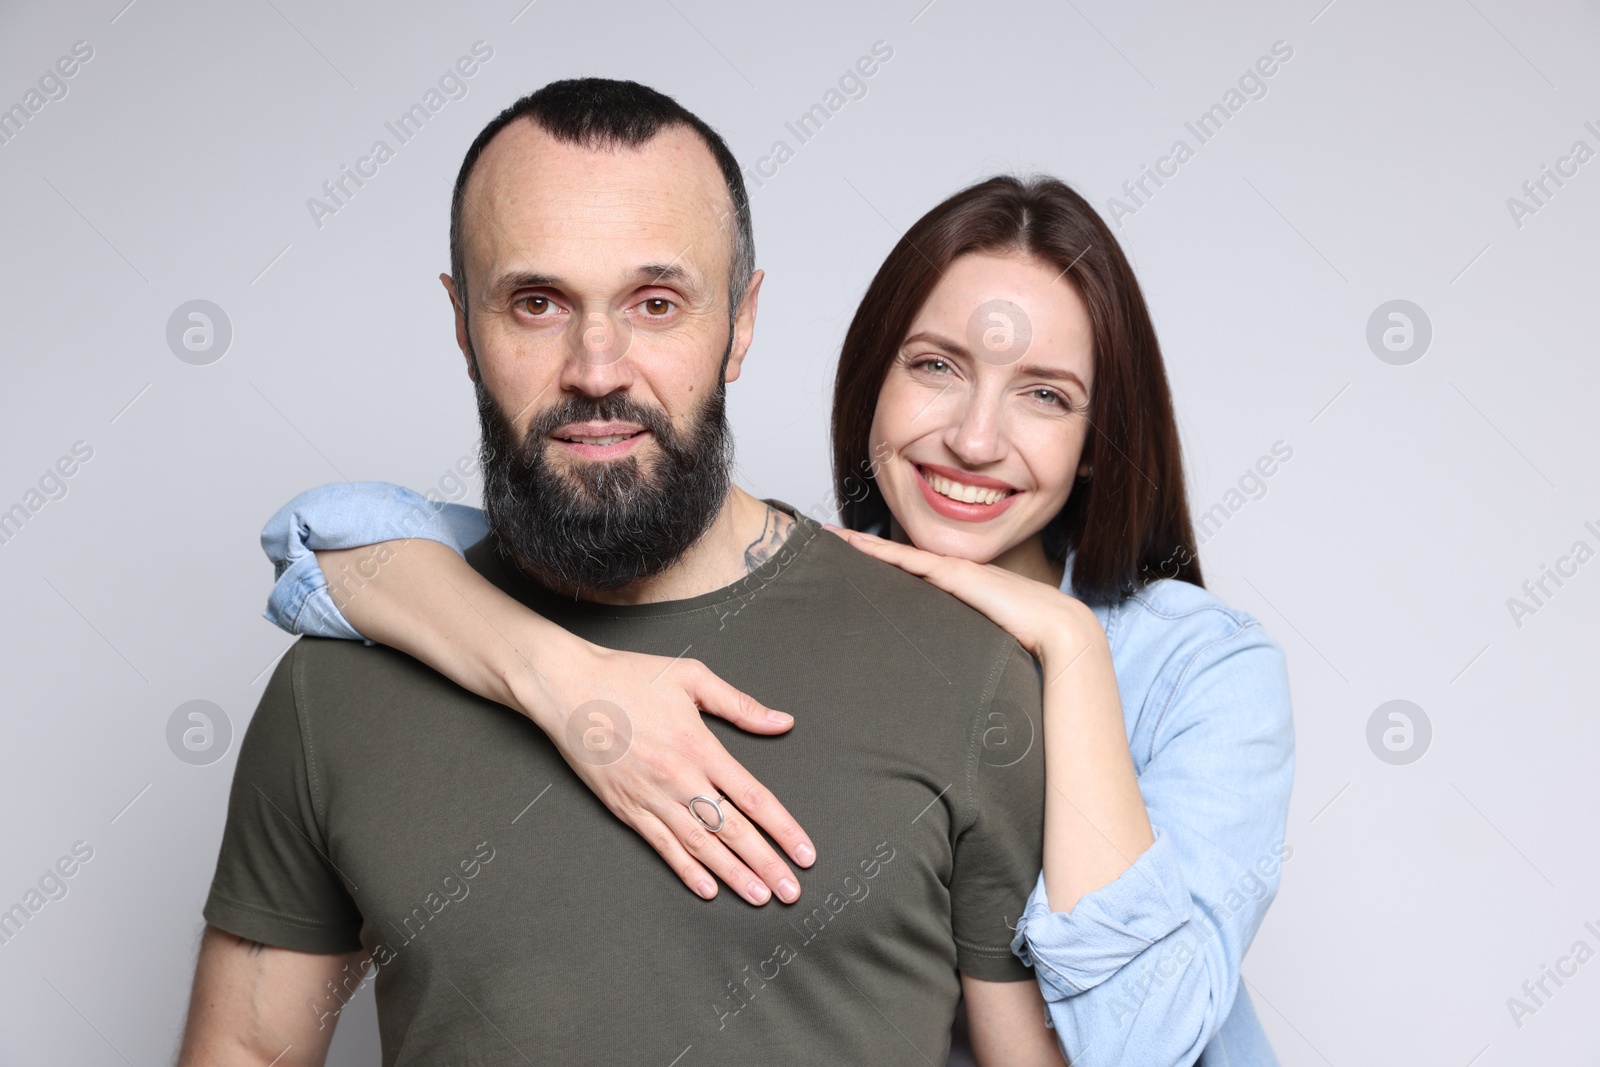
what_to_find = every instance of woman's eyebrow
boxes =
[1019,364,1088,391]
[902,331,967,357]
[904,330,1088,391]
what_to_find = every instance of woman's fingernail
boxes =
[777,878,799,902]
[767,710,794,725]
[748,881,772,904]
[696,880,716,899]
[795,843,815,866]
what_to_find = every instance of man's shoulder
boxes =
[281,632,418,672]
[790,523,1034,681]
[270,635,453,716]
[255,636,508,783]
[796,523,982,612]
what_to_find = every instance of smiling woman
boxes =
[864,252,1095,572]
[835,178,1200,602]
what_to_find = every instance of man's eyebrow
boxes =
[636,262,706,298]
[486,270,560,303]
[902,331,1087,391]
[485,264,706,302]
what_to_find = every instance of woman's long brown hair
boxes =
[832,175,1203,604]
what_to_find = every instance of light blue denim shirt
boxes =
[262,482,1294,1067]
[1007,565,1294,1067]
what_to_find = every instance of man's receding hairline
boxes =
[457,116,740,298]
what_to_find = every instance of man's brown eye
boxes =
[523,296,550,315]
[645,298,671,315]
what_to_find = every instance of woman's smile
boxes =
[911,461,1023,521]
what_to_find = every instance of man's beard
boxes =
[476,376,735,594]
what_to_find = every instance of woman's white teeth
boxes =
[924,469,1011,505]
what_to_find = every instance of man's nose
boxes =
[559,310,635,396]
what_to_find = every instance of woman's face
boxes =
[868,252,1094,566]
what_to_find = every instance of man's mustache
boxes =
[513,395,676,456]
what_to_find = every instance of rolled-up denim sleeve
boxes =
[260,482,488,640]
[1010,623,1294,1066]
[1012,828,1191,996]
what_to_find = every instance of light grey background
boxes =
[1,0,1596,1063]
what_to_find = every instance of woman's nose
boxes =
[944,397,1007,466]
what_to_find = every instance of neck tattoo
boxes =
[742,506,796,574]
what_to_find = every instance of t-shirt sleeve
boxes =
[202,643,365,953]
[949,640,1046,981]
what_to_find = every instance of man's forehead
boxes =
[462,122,733,291]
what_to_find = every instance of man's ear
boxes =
[723,268,764,385]
[440,272,475,381]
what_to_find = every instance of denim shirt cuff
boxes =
[263,553,367,642]
[259,483,487,643]
[1011,825,1192,999]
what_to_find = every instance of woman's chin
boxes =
[893,511,1007,564]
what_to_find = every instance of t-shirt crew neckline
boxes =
[473,497,820,620]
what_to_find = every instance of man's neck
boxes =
[550,488,796,606]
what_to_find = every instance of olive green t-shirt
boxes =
[203,504,1045,1066]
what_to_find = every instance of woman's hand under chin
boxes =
[825,526,1105,673]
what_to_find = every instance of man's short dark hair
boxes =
[449,77,754,317]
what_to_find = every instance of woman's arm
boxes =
[261,484,817,906]
[1012,623,1295,1066]
[961,976,1068,1067]
[1034,604,1154,912]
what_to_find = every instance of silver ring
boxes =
[688,794,727,833]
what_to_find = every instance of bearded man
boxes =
[178,78,1052,1067]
